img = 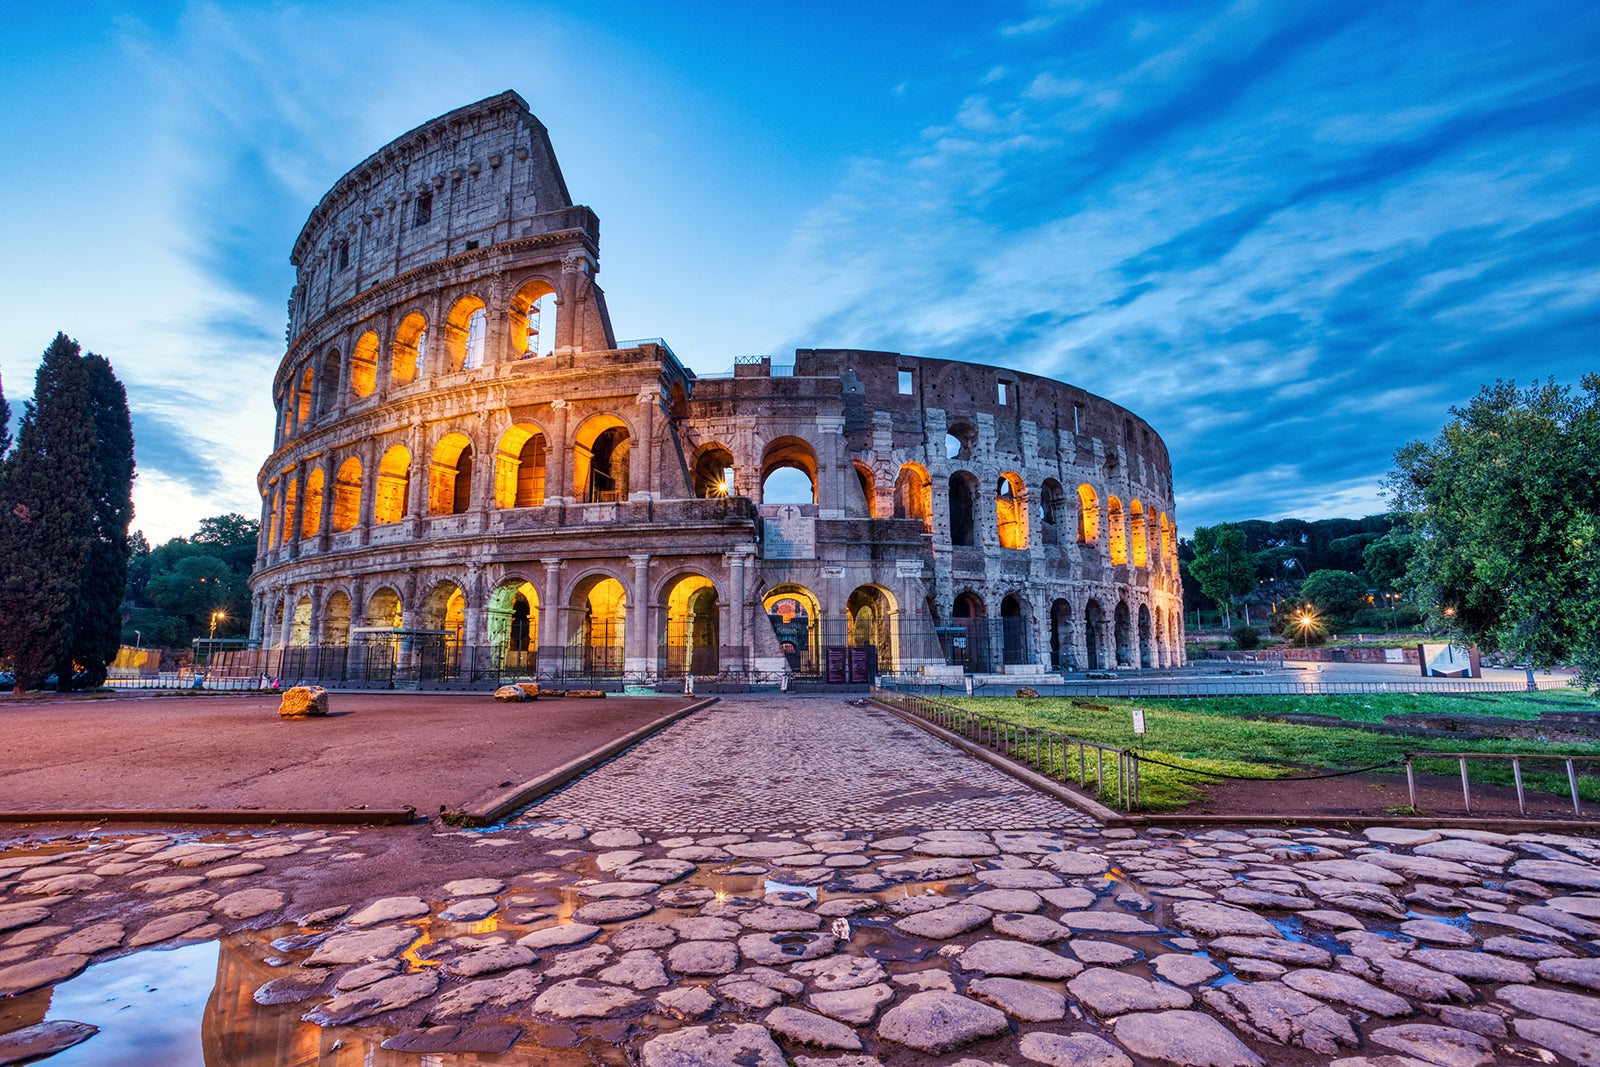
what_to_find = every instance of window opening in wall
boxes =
[998,381,1009,405]
[413,193,432,227]
[1108,495,1128,565]
[898,370,914,395]
[465,240,479,251]
[948,473,977,546]
[513,288,557,358]
[693,446,737,498]
[945,422,975,461]
[996,472,1027,549]
[893,463,933,533]
[463,308,487,369]
[1073,403,1082,434]
[945,434,961,460]
[1125,418,1135,444]
[585,427,630,502]
[336,241,349,271]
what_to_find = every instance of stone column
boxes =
[462,564,484,666]
[285,465,303,560]
[634,390,657,501]
[307,585,324,646]
[540,557,563,672]
[726,550,749,674]
[548,399,570,504]
[249,593,265,644]
[555,254,584,354]
[816,416,846,518]
[627,553,651,677]
[358,440,377,545]
[407,420,427,534]
[317,453,336,551]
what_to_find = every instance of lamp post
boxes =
[1297,604,1315,649]
[207,610,226,665]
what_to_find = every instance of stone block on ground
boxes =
[493,685,525,702]
[278,685,329,717]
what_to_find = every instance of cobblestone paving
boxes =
[520,695,1097,833]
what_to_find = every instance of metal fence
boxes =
[877,677,1529,698]
[1405,751,1600,817]
[872,688,1139,810]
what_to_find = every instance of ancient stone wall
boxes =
[250,93,1184,681]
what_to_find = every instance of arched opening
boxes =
[1050,598,1074,671]
[854,462,878,517]
[1040,479,1065,546]
[295,367,313,431]
[1138,603,1153,668]
[366,587,402,629]
[1000,594,1029,664]
[996,472,1028,550]
[429,432,474,515]
[392,312,427,386]
[317,348,340,416]
[1108,495,1127,565]
[573,417,631,503]
[488,580,540,669]
[289,596,312,647]
[663,575,720,676]
[494,424,547,508]
[280,470,298,543]
[946,422,976,461]
[332,456,362,532]
[349,331,379,400]
[1077,484,1100,544]
[265,486,279,550]
[509,279,558,358]
[893,463,932,533]
[1161,513,1176,570]
[323,591,352,646]
[847,585,896,673]
[1130,499,1148,567]
[1114,601,1133,667]
[948,472,978,546]
[569,575,626,675]
[374,445,411,524]
[692,445,736,499]
[763,585,819,672]
[1084,599,1105,671]
[444,295,488,372]
[420,581,467,650]
[301,468,324,539]
[760,437,817,505]
[950,591,987,671]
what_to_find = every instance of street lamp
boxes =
[1297,604,1316,649]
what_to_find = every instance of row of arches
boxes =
[276,279,560,442]
[945,472,1175,569]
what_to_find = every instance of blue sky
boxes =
[2,0,1596,544]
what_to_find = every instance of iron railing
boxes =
[1405,751,1600,816]
[875,677,1527,698]
[873,688,1139,810]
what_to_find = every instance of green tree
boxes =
[0,335,96,691]
[0,369,11,458]
[1362,529,1416,590]
[1188,524,1254,629]
[64,354,134,688]
[1390,376,1600,691]
[1297,569,1370,630]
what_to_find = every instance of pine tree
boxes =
[66,354,135,687]
[0,369,12,458]
[0,334,96,691]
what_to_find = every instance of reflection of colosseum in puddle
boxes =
[248,91,1183,686]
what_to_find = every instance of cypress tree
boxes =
[66,354,135,687]
[0,334,96,691]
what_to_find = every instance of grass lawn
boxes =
[957,688,1600,810]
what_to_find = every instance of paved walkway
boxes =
[520,695,1097,833]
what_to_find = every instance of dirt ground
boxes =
[0,691,695,816]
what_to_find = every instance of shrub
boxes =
[1231,624,1261,650]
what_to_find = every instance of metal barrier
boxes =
[873,688,1139,810]
[1405,751,1600,816]
[878,678,1528,697]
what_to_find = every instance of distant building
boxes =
[249,91,1183,684]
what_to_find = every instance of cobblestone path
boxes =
[519,695,1097,833]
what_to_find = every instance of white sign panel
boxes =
[1131,708,1146,735]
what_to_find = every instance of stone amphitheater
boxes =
[248,91,1183,684]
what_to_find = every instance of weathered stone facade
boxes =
[250,91,1183,681]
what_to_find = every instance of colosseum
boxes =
[248,91,1184,688]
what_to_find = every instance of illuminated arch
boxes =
[893,463,932,533]
[692,444,736,499]
[428,432,474,515]
[349,331,379,399]
[300,468,324,539]
[444,295,488,372]
[392,312,427,386]
[374,445,411,524]
[853,462,879,517]
[366,587,402,629]
[280,468,298,543]
[323,590,352,646]
[317,348,340,416]
[419,580,467,647]
[574,414,631,503]
[1130,499,1148,567]
[295,366,313,430]
[569,573,626,674]
[509,278,558,358]
[489,579,540,666]
[1108,495,1127,565]
[996,472,1028,550]
[289,595,312,647]
[847,584,897,672]
[763,584,819,672]
[494,423,547,508]
[760,437,818,505]
[1077,484,1100,544]
[332,456,362,532]
[662,573,720,676]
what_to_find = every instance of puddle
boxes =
[10,941,220,1066]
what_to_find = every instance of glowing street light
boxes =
[1296,604,1317,649]
[209,610,226,644]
